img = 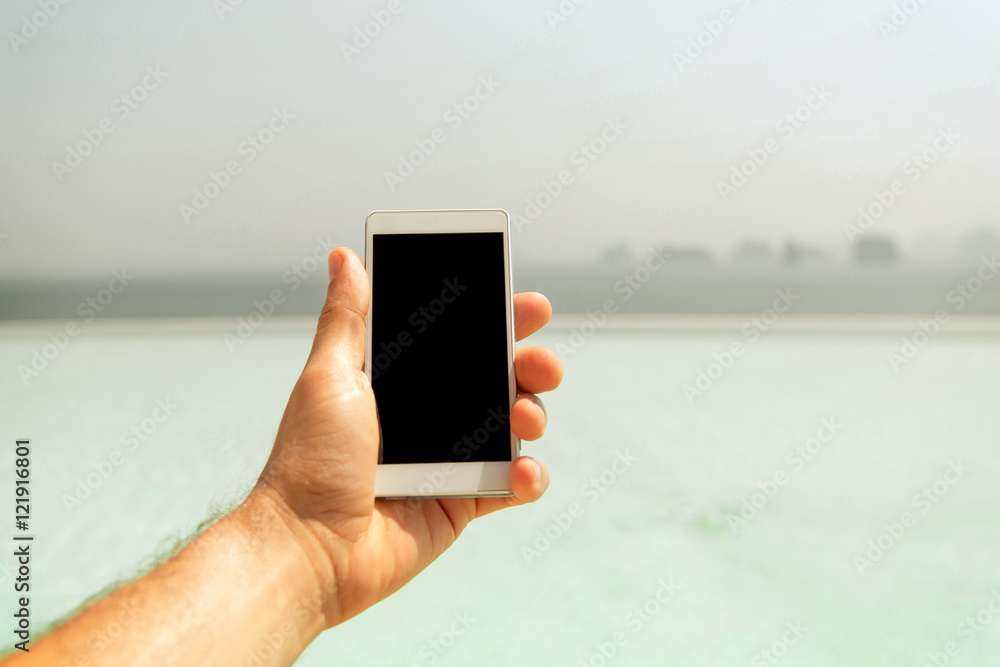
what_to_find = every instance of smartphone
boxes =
[365,209,518,498]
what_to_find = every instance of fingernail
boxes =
[536,399,547,427]
[328,250,344,280]
[529,458,542,483]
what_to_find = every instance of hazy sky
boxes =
[1,0,999,280]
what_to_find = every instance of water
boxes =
[2,318,999,665]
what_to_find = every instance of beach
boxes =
[3,316,999,665]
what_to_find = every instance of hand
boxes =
[253,247,563,628]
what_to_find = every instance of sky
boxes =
[1,0,999,280]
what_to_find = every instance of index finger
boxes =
[513,292,552,342]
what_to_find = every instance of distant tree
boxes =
[660,246,713,262]
[784,240,826,266]
[855,236,899,263]
[602,242,635,267]
[731,240,773,263]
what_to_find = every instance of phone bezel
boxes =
[364,209,518,498]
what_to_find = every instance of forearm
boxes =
[4,488,334,667]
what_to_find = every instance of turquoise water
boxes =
[3,319,1000,665]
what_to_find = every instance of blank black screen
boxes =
[371,232,512,464]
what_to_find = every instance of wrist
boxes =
[238,484,342,631]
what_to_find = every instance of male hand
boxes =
[254,248,563,628]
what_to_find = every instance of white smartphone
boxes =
[365,209,519,498]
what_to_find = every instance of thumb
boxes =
[307,247,369,372]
